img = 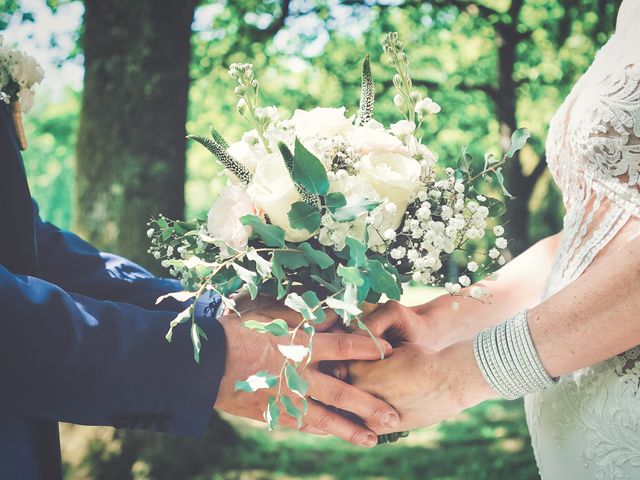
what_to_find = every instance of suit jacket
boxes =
[0,102,226,479]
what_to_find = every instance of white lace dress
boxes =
[524,30,640,480]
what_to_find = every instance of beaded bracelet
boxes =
[473,310,557,400]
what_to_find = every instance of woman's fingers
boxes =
[303,399,379,447]
[313,332,392,361]
[279,415,327,435]
[307,369,400,430]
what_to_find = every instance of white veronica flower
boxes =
[390,120,416,140]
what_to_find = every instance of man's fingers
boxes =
[250,305,302,326]
[314,308,339,332]
[279,415,326,435]
[304,400,378,447]
[313,332,392,361]
[308,370,399,430]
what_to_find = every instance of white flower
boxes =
[390,246,406,260]
[459,275,471,287]
[146,228,154,238]
[383,229,397,241]
[208,185,256,256]
[393,94,404,108]
[493,225,505,236]
[246,153,314,242]
[445,282,461,294]
[346,120,405,155]
[406,135,437,165]
[498,255,506,266]
[467,261,478,272]
[390,120,416,139]
[496,237,508,249]
[360,150,422,224]
[415,97,441,115]
[489,248,500,259]
[470,286,489,299]
[291,107,353,139]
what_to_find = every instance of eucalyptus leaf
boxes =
[243,318,290,336]
[325,192,347,211]
[292,138,330,195]
[285,363,309,398]
[280,395,303,428]
[240,214,286,248]
[337,264,364,287]
[494,167,514,199]
[232,263,258,299]
[302,291,326,324]
[367,259,402,300]
[165,306,191,343]
[284,292,315,321]
[331,197,381,223]
[345,237,367,268]
[505,127,531,159]
[234,371,278,392]
[288,201,321,232]
[300,242,334,269]
[265,396,280,430]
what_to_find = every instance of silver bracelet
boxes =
[473,309,558,400]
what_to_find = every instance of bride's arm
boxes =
[349,234,640,433]
[364,232,562,349]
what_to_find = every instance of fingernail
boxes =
[362,433,377,448]
[383,341,392,352]
[383,412,400,428]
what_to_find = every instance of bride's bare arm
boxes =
[364,232,561,349]
[349,235,640,433]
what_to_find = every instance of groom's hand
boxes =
[213,311,400,447]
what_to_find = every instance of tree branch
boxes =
[526,154,548,188]
[245,0,292,42]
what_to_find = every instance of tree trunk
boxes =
[75,0,196,270]
[494,23,530,256]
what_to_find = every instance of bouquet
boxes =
[0,35,44,149]
[149,32,528,435]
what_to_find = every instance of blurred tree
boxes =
[75,0,197,268]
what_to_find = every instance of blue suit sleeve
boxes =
[0,265,226,436]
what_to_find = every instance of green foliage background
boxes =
[4,0,617,478]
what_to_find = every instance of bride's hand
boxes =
[346,341,495,434]
[363,299,455,350]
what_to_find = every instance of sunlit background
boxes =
[2,0,620,478]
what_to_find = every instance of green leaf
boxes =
[232,263,258,299]
[165,306,191,343]
[246,250,272,278]
[280,395,303,428]
[367,259,402,300]
[325,192,347,211]
[494,167,514,199]
[337,265,364,287]
[505,127,531,159]
[299,243,334,269]
[457,145,472,175]
[345,237,367,268]
[240,215,286,248]
[288,202,321,233]
[292,138,330,195]
[331,197,381,223]
[243,318,290,336]
[273,251,310,269]
[265,396,280,430]
[302,291,325,324]
[234,371,278,392]
[285,363,309,398]
[191,322,208,364]
[271,255,287,299]
[284,292,315,321]
[485,197,506,217]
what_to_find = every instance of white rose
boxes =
[246,152,313,242]
[291,107,353,139]
[347,120,405,155]
[360,151,422,222]
[207,185,256,257]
